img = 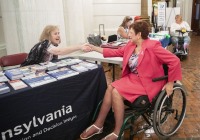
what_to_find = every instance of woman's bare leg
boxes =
[80,85,114,138]
[112,88,124,135]
[95,84,114,127]
[101,88,124,140]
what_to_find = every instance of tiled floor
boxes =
[77,33,200,140]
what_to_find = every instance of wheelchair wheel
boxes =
[153,83,187,139]
[180,55,184,61]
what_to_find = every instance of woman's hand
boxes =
[81,43,92,52]
[81,43,103,54]
[162,82,174,97]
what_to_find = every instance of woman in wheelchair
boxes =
[80,21,182,140]
[170,15,191,55]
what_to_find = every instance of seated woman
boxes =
[80,21,182,140]
[170,15,191,54]
[21,25,90,66]
[117,16,133,40]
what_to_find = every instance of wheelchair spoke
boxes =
[174,109,179,120]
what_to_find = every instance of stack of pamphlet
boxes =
[5,68,24,80]
[47,67,79,80]
[19,66,35,77]
[71,64,88,72]
[8,80,28,90]
[40,62,58,71]
[19,66,30,73]
[62,58,83,65]
[0,72,9,82]
[55,61,68,68]
[0,82,10,94]
[30,65,47,74]
[79,62,98,70]
[21,73,57,88]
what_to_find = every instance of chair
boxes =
[0,53,28,70]
[104,34,118,77]
[91,76,187,140]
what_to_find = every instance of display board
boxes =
[166,7,180,28]
[157,2,167,27]
[157,1,180,29]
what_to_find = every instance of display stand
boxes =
[166,7,180,29]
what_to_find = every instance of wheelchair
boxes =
[91,74,187,140]
[172,29,191,61]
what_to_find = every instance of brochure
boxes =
[21,73,57,87]
[0,82,10,94]
[8,80,28,90]
[5,68,24,80]
[71,64,88,72]
[0,72,9,82]
[47,67,79,80]
[40,62,58,71]
[79,61,98,70]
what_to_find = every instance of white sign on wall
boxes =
[157,2,166,27]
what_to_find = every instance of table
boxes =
[149,31,171,48]
[0,66,107,140]
[78,51,123,81]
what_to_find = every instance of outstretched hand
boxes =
[81,43,94,52]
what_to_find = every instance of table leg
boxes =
[112,64,115,81]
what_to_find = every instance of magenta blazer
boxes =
[103,39,182,102]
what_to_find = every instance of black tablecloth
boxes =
[0,66,107,140]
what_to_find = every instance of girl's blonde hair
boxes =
[39,25,59,42]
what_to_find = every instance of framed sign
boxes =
[157,2,166,27]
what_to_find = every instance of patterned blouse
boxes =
[128,53,139,74]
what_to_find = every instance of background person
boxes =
[80,21,182,140]
[117,16,133,40]
[170,15,191,54]
[134,16,141,22]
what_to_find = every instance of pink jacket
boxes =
[103,39,182,102]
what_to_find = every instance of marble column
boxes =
[140,0,150,25]
[141,0,148,17]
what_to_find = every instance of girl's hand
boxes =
[81,43,92,52]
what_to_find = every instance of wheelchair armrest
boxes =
[152,75,168,82]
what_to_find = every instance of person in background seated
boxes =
[80,21,182,140]
[117,16,133,40]
[134,16,141,22]
[170,15,191,54]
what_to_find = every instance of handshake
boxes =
[81,43,95,52]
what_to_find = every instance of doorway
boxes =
[191,0,200,35]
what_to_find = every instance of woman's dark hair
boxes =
[129,20,150,39]
[120,16,133,28]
